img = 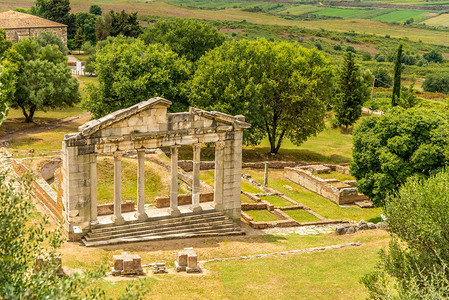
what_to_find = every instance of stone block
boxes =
[187,254,198,268]
[177,252,188,266]
[122,259,134,274]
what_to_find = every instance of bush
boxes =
[374,53,386,62]
[346,45,356,53]
[423,49,444,63]
[314,41,322,50]
[351,107,449,205]
[373,67,392,88]
[333,44,342,51]
[362,171,449,298]
[417,58,428,67]
[402,53,417,65]
[422,73,449,94]
[80,41,95,55]
[361,51,371,61]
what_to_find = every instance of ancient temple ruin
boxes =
[61,98,249,244]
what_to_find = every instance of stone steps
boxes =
[82,211,244,247]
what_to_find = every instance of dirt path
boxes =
[0,112,91,146]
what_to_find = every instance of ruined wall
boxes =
[5,27,67,44]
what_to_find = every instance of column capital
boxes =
[170,145,181,150]
[136,149,145,157]
[193,143,202,151]
[113,151,123,159]
[215,141,225,150]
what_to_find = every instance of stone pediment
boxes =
[77,97,250,140]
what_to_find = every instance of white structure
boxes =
[61,98,249,240]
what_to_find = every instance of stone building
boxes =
[0,10,67,44]
[61,98,250,244]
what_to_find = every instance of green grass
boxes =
[245,169,382,222]
[241,180,263,194]
[260,195,294,207]
[284,209,321,222]
[96,157,189,205]
[372,9,431,23]
[314,8,371,19]
[315,171,355,182]
[245,209,282,222]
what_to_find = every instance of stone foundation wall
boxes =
[154,193,214,208]
[12,160,64,222]
[284,167,369,205]
[97,201,135,216]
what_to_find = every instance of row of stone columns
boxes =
[89,141,225,225]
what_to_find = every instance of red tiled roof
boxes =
[0,10,67,29]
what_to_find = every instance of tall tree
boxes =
[109,10,142,38]
[351,107,449,205]
[392,43,403,106]
[33,0,76,38]
[362,171,449,298]
[7,38,80,122]
[85,36,191,118]
[89,4,102,16]
[141,18,225,62]
[95,14,111,42]
[188,39,334,154]
[334,51,370,128]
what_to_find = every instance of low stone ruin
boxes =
[175,248,201,273]
[335,220,388,235]
[111,252,144,276]
[284,164,371,206]
[34,253,64,277]
[151,262,168,274]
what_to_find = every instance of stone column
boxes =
[191,143,202,213]
[135,150,148,221]
[214,141,225,211]
[90,154,98,225]
[169,146,181,217]
[264,161,268,187]
[112,151,125,225]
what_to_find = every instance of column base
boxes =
[90,220,99,226]
[169,208,181,217]
[112,215,125,225]
[135,212,148,222]
[192,205,202,213]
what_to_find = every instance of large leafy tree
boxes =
[7,38,80,122]
[362,171,449,298]
[85,36,191,118]
[141,18,225,62]
[110,10,142,38]
[33,0,76,38]
[334,51,371,128]
[0,171,149,298]
[188,39,334,154]
[75,12,98,44]
[36,31,68,55]
[351,107,449,205]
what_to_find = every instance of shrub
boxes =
[346,45,356,53]
[80,41,95,55]
[373,67,392,88]
[423,49,444,63]
[333,44,342,51]
[361,51,371,61]
[351,107,449,205]
[417,58,428,67]
[374,52,386,62]
[422,73,449,94]
[314,41,322,50]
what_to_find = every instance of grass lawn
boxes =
[245,209,282,222]
[96,157,189,205]
[241,180,263,194]
[315,171,355,182]
[259,195,293,207]
[284,209,321,222]
[245,169,382,223]
[58,230,390,299]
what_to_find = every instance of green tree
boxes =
[392,43,403,106]
[33,0,76,38]
[141,18,225,62]
[85,36,191,118]
[400,80,419,108]
[0,170,149,298]
[422,73,449,94]
[95,14,111,42]
[89,4,102,16]
[73,27,85,49]
[362,171,449,298]
[334,51,370,128]
[109,10,142,38]
[75,12,98,44]
[188,39,334,154]
[373,67,392,88]
[7,38,79,122]
[423,49,444,63]
[36,31,68,55]
[351,107,449,206]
